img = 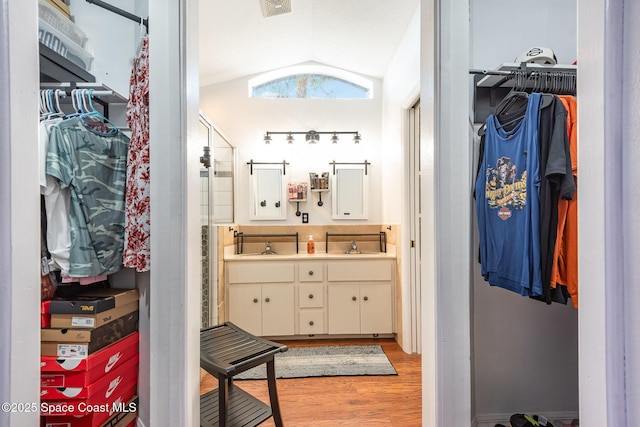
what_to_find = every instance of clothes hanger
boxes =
[79,89,119,135]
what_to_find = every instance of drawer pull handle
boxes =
[308,270,314,276]
[309,321,314,326]
[253,298,258,303]
[308,294,314,299]
[352,296,357,301]
[265,297,270,303]
[363,296,369,301]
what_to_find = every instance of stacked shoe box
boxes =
[41,289,140,427]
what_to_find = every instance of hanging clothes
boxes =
[40,116,71,276]
[46,116,129,277]
[475,93,544,297]
[124,35,151,272]
[534,94,575,304]
[552,95,579,308]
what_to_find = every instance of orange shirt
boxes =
[553,96,578,308]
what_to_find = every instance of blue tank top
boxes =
[475,93,543,296]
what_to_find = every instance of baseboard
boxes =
[475,411,579,427]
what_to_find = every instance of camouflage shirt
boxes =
[46,116,130,277]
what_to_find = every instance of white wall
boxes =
[70,0,145,97]
[471,0,577,69]
[380,7,420,352]
[381,7,420,225]
[470,0,579,423]
[200,69,384,225]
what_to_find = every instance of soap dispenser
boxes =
[307,235,315,254]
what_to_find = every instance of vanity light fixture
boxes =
[264,130,361,145]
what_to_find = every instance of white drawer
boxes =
[227,262,295,283]
[298,262,323,282]
[299,283,324,308]
[327,260,393,282]
[299,310,325,335]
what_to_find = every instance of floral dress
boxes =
[124,36,150,272]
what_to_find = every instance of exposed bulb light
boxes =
[263,130,360,145]
[305,130,320,144]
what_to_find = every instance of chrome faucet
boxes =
[345,240,361,254]
[262,241,276,255]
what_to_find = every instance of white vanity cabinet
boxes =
[225,257,395,338]
[327,260,394,335]
[226,262,295,336]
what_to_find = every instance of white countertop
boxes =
[224,244,397,261]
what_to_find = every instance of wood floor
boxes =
[200,337,422,427]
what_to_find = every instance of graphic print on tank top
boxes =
[475,93,543,297]
[485,155,527,219]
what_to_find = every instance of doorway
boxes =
[408,99,422,354]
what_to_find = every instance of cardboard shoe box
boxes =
[41,332,139,389]
[42,384,137,426]
[49,289,139,315]
[44,396,138,427]
[41,311,139,358]
[51,301,139,329]
[41,354,138,401]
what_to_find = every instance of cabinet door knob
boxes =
[308,294,314,299]
[363,296,369,301]
[352,296,357,301]
[253,298,259,303]
[265,297,270,303]
[309,321,314,326]
[308,270,314,276]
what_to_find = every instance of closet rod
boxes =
[469,69,513,76]
[85,0,148,32]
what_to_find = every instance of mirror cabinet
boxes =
[331,164,368,219]
[249,166,287,220]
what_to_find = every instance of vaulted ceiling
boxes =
[198,0,420,86]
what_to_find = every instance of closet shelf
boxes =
[474,62,577,88]
[472,62,577,124]
[39,82,128,104]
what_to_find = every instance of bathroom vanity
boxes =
[224,253,396,338]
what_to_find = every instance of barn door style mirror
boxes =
[248,161,288,220]
[331,162,369,220]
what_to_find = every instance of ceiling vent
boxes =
[260,0,292,18]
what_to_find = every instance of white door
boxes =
[328,284,360,334]
[360,284,393,334]
[261,284,295,336]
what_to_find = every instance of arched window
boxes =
[249,65,373,99]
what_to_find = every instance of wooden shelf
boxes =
[200,387,273,427]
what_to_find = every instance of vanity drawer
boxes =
[227,262,295,283]
[299,310,325,335]
[298,263,323,282]
[299,283,324,308]
[327,260,393,282]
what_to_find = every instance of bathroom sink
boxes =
[342,251,383,256]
